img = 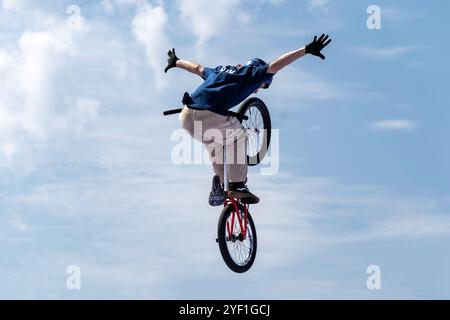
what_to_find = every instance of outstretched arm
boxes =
[164,48,204,77]
[268,34,331,74]
[176,59,204,77]
[268,47,307,74]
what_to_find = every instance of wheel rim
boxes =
[242,105,265,158]
[224,210,254,267]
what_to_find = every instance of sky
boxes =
[0,0,449,299]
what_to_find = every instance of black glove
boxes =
[164,48,179,73]
[305,34,331,60]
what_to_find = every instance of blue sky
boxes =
[0,0,449,299]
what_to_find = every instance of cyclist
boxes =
[164,34,331,206]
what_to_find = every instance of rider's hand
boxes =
[305,34,332,60]
[164,48,179,73]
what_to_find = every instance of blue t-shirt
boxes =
[187,64,273,115]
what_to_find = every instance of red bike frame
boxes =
[225,193,249,240]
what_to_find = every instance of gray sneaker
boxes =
[209,175,225,206]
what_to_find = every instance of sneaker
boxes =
[209,175,225,206]
[228,182,260,204]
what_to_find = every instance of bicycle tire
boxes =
[217,203,257,273]
[237,98,271,166]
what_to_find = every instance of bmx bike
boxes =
[164,97,271,273]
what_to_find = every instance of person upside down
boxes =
[164,34,331,206]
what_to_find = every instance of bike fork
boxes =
[225,200,249,240]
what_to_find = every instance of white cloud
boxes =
[237,12,252,25]
[111,60,130,79]
[177,0,241,46]
[353,46,416,59]
[382,7,429,23]
[255,175,450,247]
[100,0,115,13]
[367,213,450,240]
[132,3,169,89]
[1,0,21,10]
[100,0,148,13]
[261,0,285,5]
[10,215,28,231]
[308,125,321,131]
[264,67,351,108]
[370,120,418,131]
[0,19,102,169]
[98,0,171,87]
[308,0,331,13]
[74,98,100,128]
[0,28,71,166]
[3,166,450,298]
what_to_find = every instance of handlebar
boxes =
[163,108,183,116]
[163,108,248,121]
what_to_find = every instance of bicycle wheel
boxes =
[217,203,257,273]
[238,98,271,166]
